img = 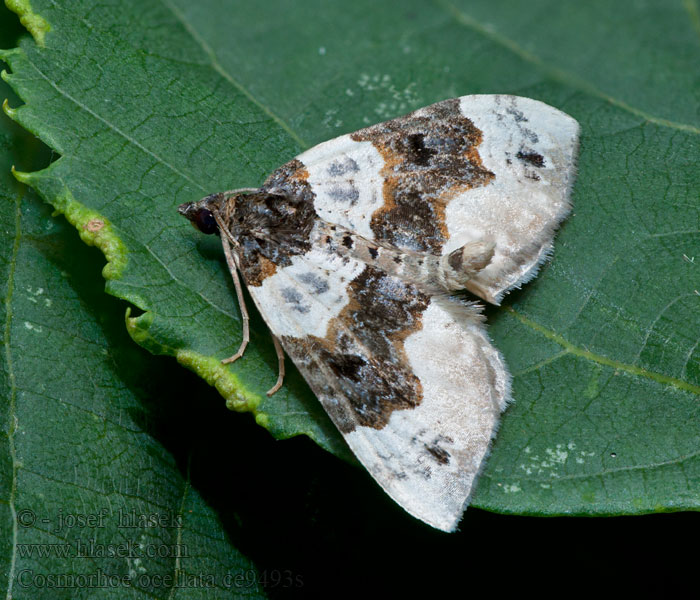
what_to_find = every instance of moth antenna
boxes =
[263,187,286,196]
[222,187,260,198]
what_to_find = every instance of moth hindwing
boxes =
[179,95,580,532]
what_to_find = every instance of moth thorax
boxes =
[234,191,316,238]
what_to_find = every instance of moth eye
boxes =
[195,209,218,235]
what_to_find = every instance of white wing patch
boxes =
[298,137,384,239]
[451,95,579,303]
[244,233,510,531]
[249,223,365,338]
[345,300,509,531]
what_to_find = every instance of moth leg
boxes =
[266,335,286,397]
[219,233,250,365]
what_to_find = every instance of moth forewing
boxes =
[179,94,579,531]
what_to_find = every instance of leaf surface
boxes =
[0,10,266,596]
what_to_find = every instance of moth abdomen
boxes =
[314,220,494,293]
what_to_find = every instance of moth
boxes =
[179,95,579,532]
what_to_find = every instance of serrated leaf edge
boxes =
[10,165,269,420]
[0,39,342,454]
[125,307,264,417]
[4,0,50,47]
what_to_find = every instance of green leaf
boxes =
[2,0,698,521]
[0,198,271,600]
[0,13,267,598]
[1,0,353,460]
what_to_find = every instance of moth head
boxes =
[178,193,224,235]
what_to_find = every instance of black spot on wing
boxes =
[506,107,527,122]
[406,133,437,165]
[327,354,365,380]
[425,443,451,465]
[517,150,545,168]
[351,98,494,254]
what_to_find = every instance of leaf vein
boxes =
[506,306,700,396]
[24,54,208,192]
[634,292,698,365]
[159,0,308,149]
[435,0,700,135]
